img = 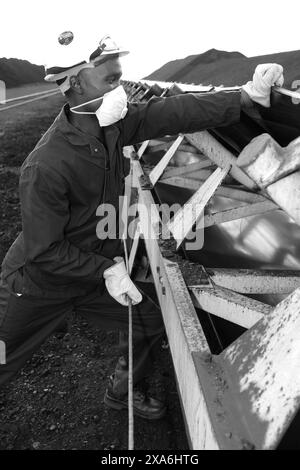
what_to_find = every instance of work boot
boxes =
[104,374,166,420]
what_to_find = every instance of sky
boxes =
[1,0,300,80]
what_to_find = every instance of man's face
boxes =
[76,57,123,110]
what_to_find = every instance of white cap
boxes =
[44,31,129,93]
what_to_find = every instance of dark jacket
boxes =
[1,90,241,298]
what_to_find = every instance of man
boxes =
[0,32,284,420]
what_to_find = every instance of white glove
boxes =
[242,63,284,108]
[103,256,142,306]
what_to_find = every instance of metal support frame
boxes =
[121,79,300,450]
[168,165,231,247]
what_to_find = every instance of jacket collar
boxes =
[57,104,120,153]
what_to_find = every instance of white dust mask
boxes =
[96,85,128,127]
[70,85,128,127]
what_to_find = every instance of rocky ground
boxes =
[0,88,188,450]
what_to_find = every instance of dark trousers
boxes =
[0,277,164,395]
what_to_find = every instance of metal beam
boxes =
[149,135,184,185]
[168,165,230,247]
[205,268,300,294]
[186,131,256,189]
[160,160,213,180]
[137,140,150,158]
[219,288,300,449]
[148,140,200,155]
[159,175,203,190]
[159,177,271,205]
[204,200,277,227]
[211,186,269,203]
[190,285,272,329]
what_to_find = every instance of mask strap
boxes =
[70,109,95,115]
[70,95,104,115]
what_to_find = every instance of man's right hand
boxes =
[242,63,284,108]
[103,257,142,306]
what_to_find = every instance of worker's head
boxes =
[45,32,129,125]
[44,32,128,108]
[65,55,123,110]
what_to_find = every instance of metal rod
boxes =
[123,237,134,451]
[273,86,300,100]
[140,78,300,102]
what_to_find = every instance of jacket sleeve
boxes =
[20,164,114,282]
[120,90,242,146]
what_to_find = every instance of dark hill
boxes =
[146,49,300,88]
[0,58,44,88]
